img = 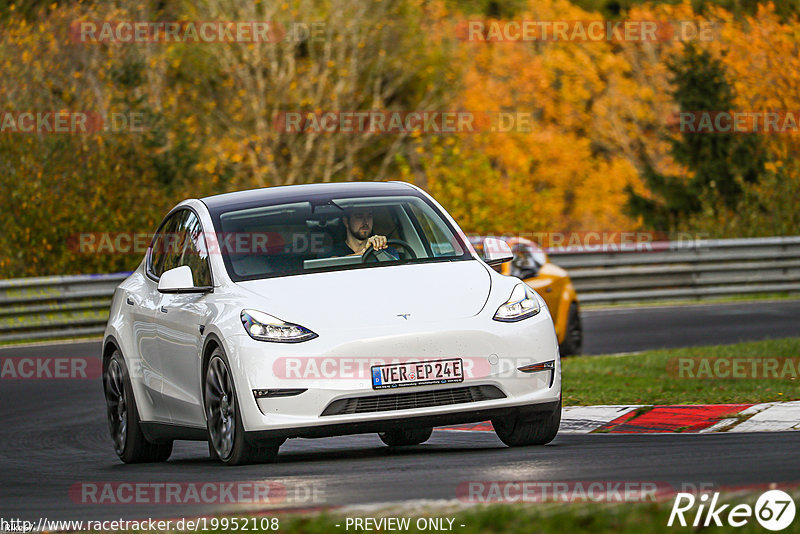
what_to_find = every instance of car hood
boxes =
[235,260,492,327]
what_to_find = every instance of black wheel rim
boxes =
[104,358,127,455]
[205,356,235,460]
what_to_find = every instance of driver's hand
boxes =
[364,235,387,253]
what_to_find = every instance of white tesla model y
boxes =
[102,182,561,465]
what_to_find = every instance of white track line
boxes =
[726,401,800,432]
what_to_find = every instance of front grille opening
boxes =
[320,385,506,416]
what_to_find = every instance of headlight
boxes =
[493,284,541,322]
[241,309,318,343]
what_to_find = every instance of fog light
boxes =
[253,388,308,399]
[517,360,555,387]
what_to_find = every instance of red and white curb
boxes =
[437,401,800,434]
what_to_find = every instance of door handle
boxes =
[126,296,135,305]
[160,306,168,314]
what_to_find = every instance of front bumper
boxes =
[223,308,561,441]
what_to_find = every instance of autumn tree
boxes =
[626,43,766,230]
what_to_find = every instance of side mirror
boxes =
[482,237,514,266]
[158,265,207,293]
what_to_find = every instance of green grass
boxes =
[563,337,800,406]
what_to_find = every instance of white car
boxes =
[103,182,561,465]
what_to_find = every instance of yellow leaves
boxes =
[203,159,217,174]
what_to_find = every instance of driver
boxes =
[329,207,392,257]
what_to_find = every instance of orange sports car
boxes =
[470,236,583,356]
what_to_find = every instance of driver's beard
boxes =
[352,226,371,240]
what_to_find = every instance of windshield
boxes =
[213,194,470,281]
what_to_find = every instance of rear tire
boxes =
[204,348,281,465]
[492,400,561,447]
[559,303,583,357]
[378,427,433,446]
[103,350,173,463]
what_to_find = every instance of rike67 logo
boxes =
[668,490,796,531]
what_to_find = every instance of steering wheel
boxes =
[361,239,417,263]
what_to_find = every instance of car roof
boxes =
[201,181,417,215]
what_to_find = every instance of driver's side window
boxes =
[149,209,212,286]
[149,210,188,279]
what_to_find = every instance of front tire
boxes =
[204,348,280,465]
[103,350,173,463]
[559,303,583,357]
[492,400,561,447]
[378,427,433,446]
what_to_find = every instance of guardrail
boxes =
[549,236,800,304]
[1,236,799,342]
[0,273,128,342]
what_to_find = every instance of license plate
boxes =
[371,358,464,390]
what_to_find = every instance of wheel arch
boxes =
[200,333,225,422]
[102,335,122,370]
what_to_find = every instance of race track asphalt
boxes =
[1,300,798,522]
